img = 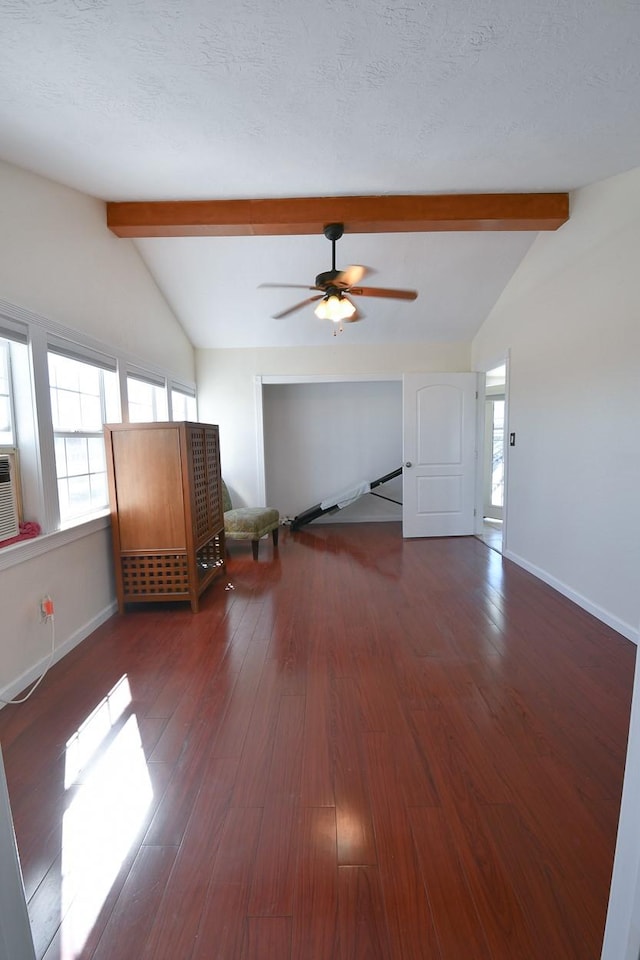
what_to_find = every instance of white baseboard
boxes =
[0,600,118,708]
[504,549,639,646]
[314,511,401,524]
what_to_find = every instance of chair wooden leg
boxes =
[272,527,279,549]
[251,539,259,561]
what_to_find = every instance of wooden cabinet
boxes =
[104,421,226,613]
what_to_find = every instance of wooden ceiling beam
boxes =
[106,193,569,238]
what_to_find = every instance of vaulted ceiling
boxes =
[2,0,640,348]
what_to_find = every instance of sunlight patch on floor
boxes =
[60,677,153,959]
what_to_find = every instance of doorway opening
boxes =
[478,363,506,553]
[260,376,403,524]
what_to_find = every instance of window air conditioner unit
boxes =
[0,448,20,541]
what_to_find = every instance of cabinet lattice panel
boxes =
[121,554,190,595]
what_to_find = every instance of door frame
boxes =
[474,351,511,550]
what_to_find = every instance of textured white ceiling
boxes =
[1,0,640,347]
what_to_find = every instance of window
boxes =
[171,386,197,421]
[0,319,29,449]
[48,349,119,523]
[0,299,197,556]
[127,374,168,423]
[0,339,14,446]
[0,320,32,532]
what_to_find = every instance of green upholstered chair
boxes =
[222,480,279,561]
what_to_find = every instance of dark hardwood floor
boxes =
[0,523,635,959]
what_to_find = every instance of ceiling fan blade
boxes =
[272,295,324,319]
[349,285,418,301]
[335,264,371,288]
[260,283,320,291]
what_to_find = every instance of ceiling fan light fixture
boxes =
[339,297,356,320]
[314,294,356,322]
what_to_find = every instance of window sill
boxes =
[0,512,111,572]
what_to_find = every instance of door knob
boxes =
[404,461,412,468]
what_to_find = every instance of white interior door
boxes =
[402,373,478,538]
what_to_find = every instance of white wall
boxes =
[0,159,194,379]
[472,166,640,958]
[0,159,194,702]
[196,341,470,508]
[473,166,640,643]
[0,526,116,702]
[263,380,403,521]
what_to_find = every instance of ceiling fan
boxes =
[260,223,418,333]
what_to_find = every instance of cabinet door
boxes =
[204,427,223,532]
[112,428,186,550]
[188,425,223,540]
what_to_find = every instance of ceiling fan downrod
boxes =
[316,222,344,289]
[323,222,344,273]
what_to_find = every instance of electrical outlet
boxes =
[40,595,54,622]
